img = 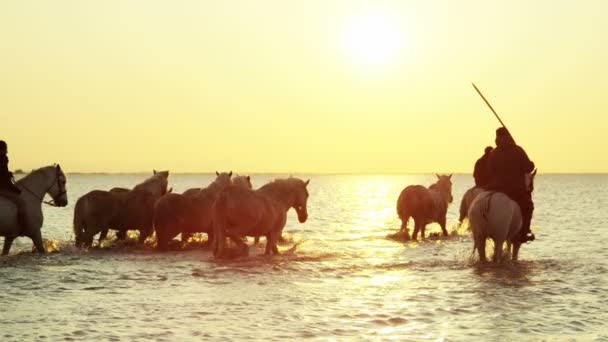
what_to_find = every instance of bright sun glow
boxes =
[343,13,403,67]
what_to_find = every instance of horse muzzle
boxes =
[55,197,69,207]
[297,211,308,223]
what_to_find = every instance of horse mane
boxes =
[14,165,60,187]
[19,165,55,178]
[133,172,167,191]
[259,177,307,197]
[261,177,304,189]
[28,165,56,174]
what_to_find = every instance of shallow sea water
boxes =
[1,174,607,341]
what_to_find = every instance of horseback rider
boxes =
[473,146,493,188]
[0,140,31,230]
[486,128,536,243]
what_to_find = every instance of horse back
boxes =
[182,188,201,196]
[214,187,267,232]
[468,191,521,241]
[76,190,123,222]
[397,185,434,219]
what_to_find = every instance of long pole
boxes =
[471,82,510,133]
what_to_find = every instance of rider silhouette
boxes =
[0,140,31,231]
[473,146,493,188]
[486,128,536,243]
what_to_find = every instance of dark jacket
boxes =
[473,153,492,188]
[0,154,20,194]
[487,136,535,196]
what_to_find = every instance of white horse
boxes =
[0,165,68,255]
[468,170,537,263]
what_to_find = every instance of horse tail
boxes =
[481,192,495,221]
[73,196,86,247]
[396,190,406,219]
[153,196,173,250]
[469,191,492,260]
[459,189,469,224]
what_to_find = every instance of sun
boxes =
[342,13,403,67]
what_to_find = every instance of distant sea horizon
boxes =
[12,169,608,176]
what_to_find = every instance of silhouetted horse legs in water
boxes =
[409,215,448,240]
[396,175,453,241]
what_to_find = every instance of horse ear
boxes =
[229,171,233,177]
[168,187,173,193]
[532,169,537,177]
[448,174,452,179]
[216,171,219,176]
[305,179,310,186]
[153,169,157,175]
[435,174,440,179]
[247,175,251,181]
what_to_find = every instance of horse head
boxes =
[213,171,233,187]
[49,164,68,207]
[525,169,537,193]
[135,170,169,197]
[232,175,253,189]
[292,178,310,223]
[432,174,453,204]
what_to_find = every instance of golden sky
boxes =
[1,0,606,173]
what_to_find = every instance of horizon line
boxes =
[15,170,607,176]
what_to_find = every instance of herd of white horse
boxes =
[0,164,536,262]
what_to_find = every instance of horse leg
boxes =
[99,229,109,243]
[31,232,45,253]
[439,216,448,237]
[512,241,522,261]
[212,225,223,257]
[227,232,248,257]
[477,237,487,262]
[493,240,504,263]
[264,234,272,255]
[2,236,16,255]
[156,231,169,251]
[202,230,214,248]
[181,232,192,244]
[116,230,127,240]
[411,219,421,241]
[400,215,410,234]
[138,228,152,244]
[265,230,280,256]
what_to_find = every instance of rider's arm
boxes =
[518,146,535,173]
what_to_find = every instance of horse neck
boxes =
[206,180,230,193]
[135,174,167,194]
[429,185,449,205]
[258,183,293,211]
[16,169,50,202]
